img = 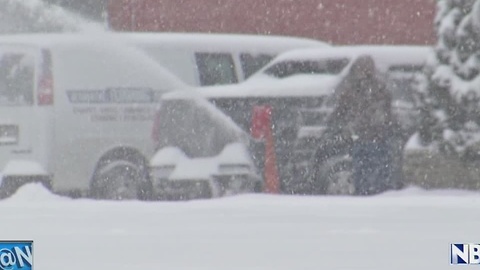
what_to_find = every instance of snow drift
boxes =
[1,183,479,270]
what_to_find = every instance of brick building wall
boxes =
[108,0,437,45]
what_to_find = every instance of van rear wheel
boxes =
[91,160,152,200]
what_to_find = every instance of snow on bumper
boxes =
[150,143,260,198]
[1,160,48,178]
[0,160,50,193]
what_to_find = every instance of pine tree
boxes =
[417,0,480,160]
[0,0,97,34]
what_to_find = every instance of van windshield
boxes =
[195,53,238,86]
[0,51,34,106]
[264,58,350,79]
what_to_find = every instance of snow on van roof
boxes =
[0,33,189,89]
[269,45,432,67]
[108,32,329,51]
[0,32,328,54]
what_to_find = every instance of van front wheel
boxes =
[91,160,151,200]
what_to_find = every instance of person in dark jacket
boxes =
[313,55,401,195]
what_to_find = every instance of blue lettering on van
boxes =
[67,88,160,104]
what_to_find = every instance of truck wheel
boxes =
[91,160,152,200]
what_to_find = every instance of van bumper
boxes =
[0,160,51,198]
[1,160,48,177]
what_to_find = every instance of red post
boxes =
[251,106,280,194]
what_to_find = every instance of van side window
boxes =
[240,53,274,79]
[195,53,238,86]
[0,52,34,106]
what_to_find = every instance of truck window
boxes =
[0,52,34,106]
[240,53,274,79]
[264,58,350,79]
[195,53,238,86]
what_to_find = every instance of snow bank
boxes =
[0,183,479,270]
[5,183,67,202]
[380,185,480,197]
[6,181,480,203]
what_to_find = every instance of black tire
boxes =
[90,160,152,200]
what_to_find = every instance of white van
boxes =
[110,32,328,87]
[0,33,190,199]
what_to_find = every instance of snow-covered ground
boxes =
[2,183,479,270]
